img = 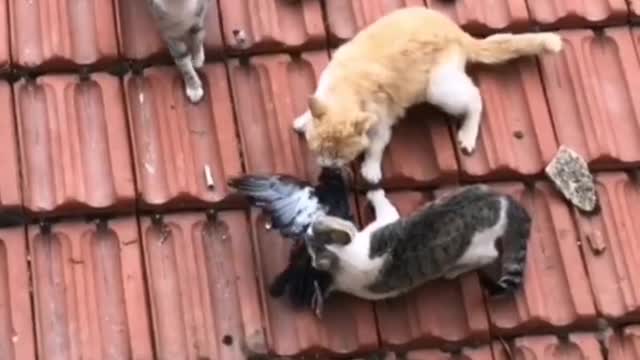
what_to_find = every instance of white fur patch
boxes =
[447,197,508,278]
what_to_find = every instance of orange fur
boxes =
[296,7,562,181]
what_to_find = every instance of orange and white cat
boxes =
[293,7,563,183]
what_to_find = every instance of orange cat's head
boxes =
[304,95,374,168]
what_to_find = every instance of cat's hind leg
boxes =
[427,59,483,155]
[167,37,204,103]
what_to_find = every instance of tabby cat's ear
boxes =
[308,96,327,118]
[327,229,351,245]
[312,218,354,246]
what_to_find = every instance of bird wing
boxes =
[228,174,326,240]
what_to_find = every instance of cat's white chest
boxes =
[328,231,390,300]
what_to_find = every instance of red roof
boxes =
[2,0,640,359]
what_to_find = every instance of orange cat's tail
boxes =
[462,32,562,65]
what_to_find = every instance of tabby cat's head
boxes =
[306,215,357,271]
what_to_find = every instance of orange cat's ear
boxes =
[308,96,327,118]
[352,113,373,135]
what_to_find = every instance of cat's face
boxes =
[306,215,358,271]
[305,96,373,168]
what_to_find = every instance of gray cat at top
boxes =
[145,0,211,103]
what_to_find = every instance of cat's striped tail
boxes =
[492,197,532,296]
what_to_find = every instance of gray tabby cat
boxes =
[145,0,211,103]
[308,185,531,300]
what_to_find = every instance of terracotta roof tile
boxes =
[324,0,425,45]
[29,218,153,359]
[251,208,379,356]
[0,81,22,212]
[0,0,9,71]
[526,0,629,29]
[140,211,267,358]
[115,0,224,61]
[228,51,327,180]
[607,325,640,360]
[360,192,489,349]
[9,0,119,69]
[355,105,459,189]
[219,0,325,54]
[492,333,604,359]
[406,344,494,360]
[0,227,35,359]
[124,64,243,210]
[15,73,135,216]
[459,60,557,180]
[486,182,597,336]
[540,28,640,170]
[425,0,531,34]
[574,172,640,322]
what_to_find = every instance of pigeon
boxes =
[228,167,355,317]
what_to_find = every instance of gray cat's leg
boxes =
[166,37,204,103]
[187,24,205,69]
[366,189,400,225]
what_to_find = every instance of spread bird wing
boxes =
[228,174,326,240]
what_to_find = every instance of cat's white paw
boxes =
[361,161,382,184]
[543,33,563,53]
[185,85,204,103]
[293,113,311,133]
[457,129,477,156]
[192,47,205,68]
[366,188,386,203]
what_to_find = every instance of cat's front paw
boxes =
[457,129,477,156]
[366,188,386,203]
[361,161,382,184]
[293,113,311,134]
[192,47,205,69]
[185,85,204,103]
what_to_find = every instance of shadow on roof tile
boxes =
[540,28,640,170]
[14,73,135,216]
[426,0,531,35]
[124,64,243,211]
[526,0,629,29]
[29,218,153,359]
[9,0,119,70]
[0,227,35,360]
[139,211,267,358]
